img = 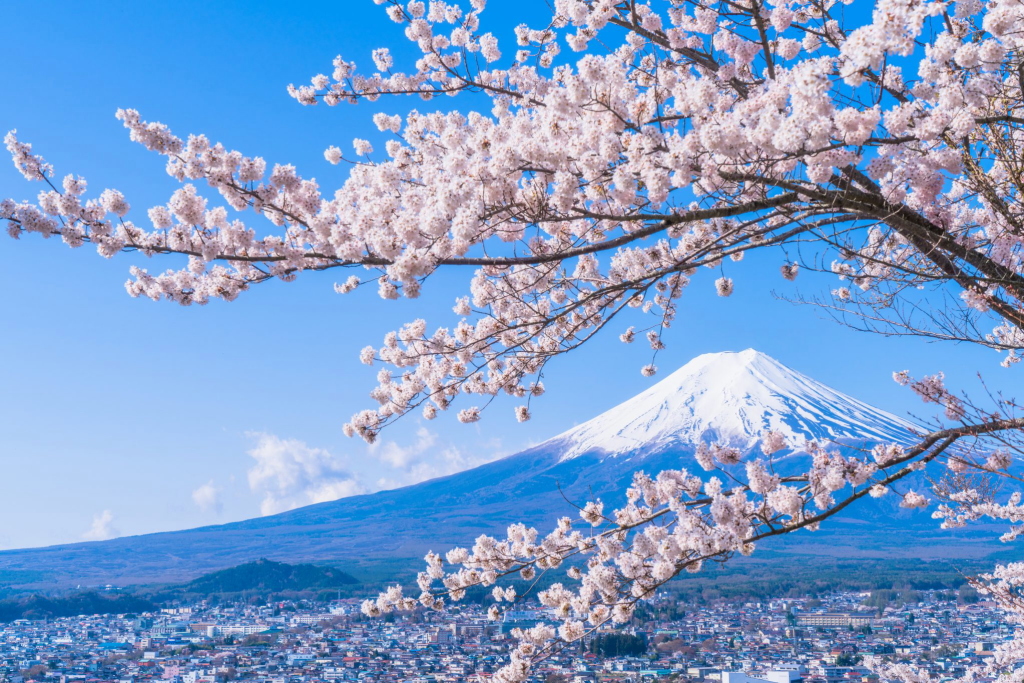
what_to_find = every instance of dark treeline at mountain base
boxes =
[0,560,362,622]
[655,557,1003,606]
[0,592,157,622]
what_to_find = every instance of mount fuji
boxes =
[547,348,915,461]
[0,350,992,587]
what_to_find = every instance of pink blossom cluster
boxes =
[896,370,967,420]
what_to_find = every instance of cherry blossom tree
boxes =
[5,0,1024,680]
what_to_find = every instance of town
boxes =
[0,588,1007,683]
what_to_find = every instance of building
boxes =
[795,613,874,628]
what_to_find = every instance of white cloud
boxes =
[82,510,118,541]
[370,428,508,490]
[370,427,437,469]
[243,428,510,515]
[247,433,364,515]
[192,481,222,515]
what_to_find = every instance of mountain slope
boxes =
[0,350,997,588]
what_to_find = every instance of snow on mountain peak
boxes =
[549,349,915,461]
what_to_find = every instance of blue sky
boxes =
[0,1,1016,549]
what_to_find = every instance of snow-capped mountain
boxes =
[547,349,916,461]
[0,350,961,588]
